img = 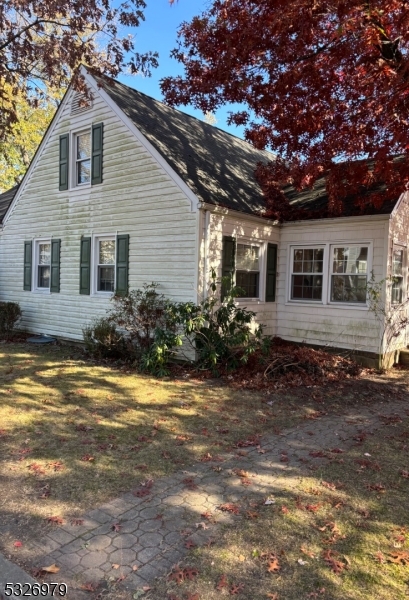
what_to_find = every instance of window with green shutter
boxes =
[116,234,129,296]
[59,134,69,191]
[221,236,236,300]
[91,123,103,185]
[23,241,32,291]
[80,237,91,295]
[265,243,278,302]
[50,239,61,293]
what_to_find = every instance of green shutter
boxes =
[59,134,69,191]
[80,237,91,295]
[265,243,277,302]
[91,123,103,185]
[116,234,129,296]
[50,239,61,293]
[23,241,32,291]
[221,236,236,300]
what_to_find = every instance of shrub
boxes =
[0,301,22,338]
[82,317,125,359]
[172,269,264,373]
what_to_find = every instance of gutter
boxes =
[198,201,280,227]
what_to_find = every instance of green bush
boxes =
[82,317,125,359]
[0,302,22,338]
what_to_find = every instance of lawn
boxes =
[1,341,409,600]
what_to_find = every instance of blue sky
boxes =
[119,0,246,139]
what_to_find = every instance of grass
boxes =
[152,407,409,600]
[1,341,409,600]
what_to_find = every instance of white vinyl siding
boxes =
[0,85,197,340]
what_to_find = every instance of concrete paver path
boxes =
[19,395,408,597]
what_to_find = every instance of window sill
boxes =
[285,300,369,310]
[32,289,51,294]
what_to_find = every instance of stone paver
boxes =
[27,395,408,596]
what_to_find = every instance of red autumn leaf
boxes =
[13,541,23,547]
[374,551,385,563]
[229,583,244,594]
[218,503,240,515]
[183,567,199,580]
[185,539,196,549]
[70,519,84,526]
[281,505,289,514]
[309,451,327,458]
[387,551,409,565]
[401,470,409,478]
[81,582,98,592]
[46,516,64,525]
[111,522,122,532]
[182,477,198,490]
[216,574,228,590]
[305,503,322,512]
[168,567,185,584]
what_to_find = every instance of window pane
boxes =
[331,274,367,303]
[38,265,50,288]
[293,248,323,275]
[98,266,115,292]
[99,240,115,264]
[236,271,259,298]
[39,243,50,265]
[332,247,367,274]
[392,277,403,304]
[236,244,259,271]
[393,249,404,276]
[291,274,322,300]
[77,159,91,184]
[77,133,91,160]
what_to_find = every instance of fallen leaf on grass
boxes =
[230,583,244,595]
[168,567,185,585]
[46,516,64,525]
[267,557,281,573]
[387,551,409,565]
[187,594,200,600]
[366,483,386,493]
[300,546,315,558]
[323,550,348,574]
[219,503,240,515]
[185,539,196,549]
[400,470,409,478]
[13,541,23,547]
[266,594,278,599]
[81,454,95,462]
[374,551,385,563]
[216,574,228,590]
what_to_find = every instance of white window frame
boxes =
[235,238,265,302]
[289,245,326,303]
[391,243,406,305]
[71,128,92,189]
[33,238,52,293]
[328,244,371,306]
[287,241,372,308]
[92,234,116,296]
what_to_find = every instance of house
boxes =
[0,66,408,368]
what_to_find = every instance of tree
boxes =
[0,0,158,140]
[0,85,63,192]
[161,1,409,219]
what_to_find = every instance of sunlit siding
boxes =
[0,87,197,340]
[277,216,389,354]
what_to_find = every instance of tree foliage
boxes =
[161,1,409,218]
[0,0,158,140]
[0,85,63,192]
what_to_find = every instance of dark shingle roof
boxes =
[283,174,399,218]
[0,185,18,224]
[96,76,274,216]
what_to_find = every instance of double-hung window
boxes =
[291,248,324,301]
[236,243,260,298]
[97,238,116,292]
[330,246,368,303]
[391,247,405,304]
[75,131,91,185]
[36,241,51,290]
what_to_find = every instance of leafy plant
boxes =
[173,268,264,373]
[82,317,125,359]
[366,272,409,367]
[0,301,21,338]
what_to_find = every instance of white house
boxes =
[0,66,408,368]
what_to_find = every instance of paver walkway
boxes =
[27,395,407,597]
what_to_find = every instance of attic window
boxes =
[71,92,93,115]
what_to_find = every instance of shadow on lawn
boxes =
[1,342,409,599]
